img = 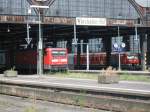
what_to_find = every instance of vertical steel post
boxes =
[74,23,77,53]
[118,26,121,71]
[74,23,77,43]
[27,20,29,39]
[144,34,147,71]
[30,5,49,75]
[38,10,43,75]
[86,44,89,71]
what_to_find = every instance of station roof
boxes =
[136,0,150,7]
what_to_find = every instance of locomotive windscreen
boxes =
[52,50,66,56]
[127,55,138,60]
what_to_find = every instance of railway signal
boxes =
[113,42,125,52]
[25,38,32,45]
[26,10,32,45]
[113,42,126,71]
[29,5,49,76]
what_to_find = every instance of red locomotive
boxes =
[121,53,139,65]
[73,52,140,70]
[15,48,68,72]
[44,48,68,70]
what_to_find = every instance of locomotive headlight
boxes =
[61,59,67,62]
[52,59,58,62]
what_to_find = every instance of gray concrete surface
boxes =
[0,94,108,112]
[0,75,150,97]
[0,75,150,112]
[69,70,150,76]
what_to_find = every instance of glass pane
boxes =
[46,0,140,19]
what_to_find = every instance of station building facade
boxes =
[0,0,149,70]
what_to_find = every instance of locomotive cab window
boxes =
[127,55,138,59]
[52,50,66,56]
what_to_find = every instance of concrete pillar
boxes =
[147,34,150,52]
[147,34,150,67]
[77,39,81,69]
[10,38,15,69]
[0,40,1,47]
[104,37,112,67]
[140,34,147,71]
[101,38,106,52]
[66,39,72,53]
[123,35,130,51]
[83,39,88,53]
[53,40,57,47]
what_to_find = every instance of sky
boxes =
[135,0,150,7]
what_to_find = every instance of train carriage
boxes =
[73,52,140,70]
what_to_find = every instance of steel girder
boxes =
[26,0,55,15]
[128,0,145,25]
